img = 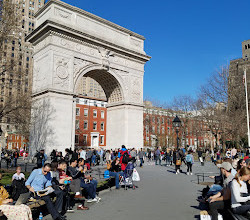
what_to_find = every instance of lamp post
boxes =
[173,115,182,150]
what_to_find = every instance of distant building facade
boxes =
[75,96,107,148]
[6,133,28,150]
[143,101,218,149]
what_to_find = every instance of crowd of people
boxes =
[197,148,250,220]
[0,145,144,220]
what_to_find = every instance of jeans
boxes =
[140,158,143,167]
[13,158,17,167]
[92,155,96,165]
[233,205,250,215]
[187,162,192,173]
[109,171,123,188]
[207,184,223,197]
[35,189,64,219]
[166,156,171,166]
[155,156,161,165]
[80,179,95,199]
[90,179,98,198]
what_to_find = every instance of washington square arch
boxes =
[27,0,151,155]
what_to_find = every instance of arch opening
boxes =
[75,69,124,104]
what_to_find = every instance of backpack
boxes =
[104,170,110,179]
[122,151,130,164]
[186,154,192,163]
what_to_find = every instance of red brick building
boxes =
[75,96,107,148]
[6,133,28,150]
[143,101,218,149]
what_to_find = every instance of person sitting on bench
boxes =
[231,167,250,217]
[67,159,100,203]
[109,157,123,189]
[78,158,99,199]
[25,163,65,220]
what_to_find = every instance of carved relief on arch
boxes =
[110,67,129,91]
[73,57,95,80]
[53,56,70,90]
[130,76,142,104]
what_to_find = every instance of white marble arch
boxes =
[27,0,150,154]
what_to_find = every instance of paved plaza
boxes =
[42,161,219,220]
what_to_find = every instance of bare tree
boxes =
[198,65,246,149]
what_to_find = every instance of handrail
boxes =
[195,172,219,184]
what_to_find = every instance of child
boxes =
[12,166,25,181]
[185,151,194,175]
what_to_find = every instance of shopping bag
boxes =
[200,211,223,220]
[132,168,140,181]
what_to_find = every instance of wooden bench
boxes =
[228,209,248,220]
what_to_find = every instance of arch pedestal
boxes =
[27,0,150,155]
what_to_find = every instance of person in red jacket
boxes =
[118,145,131,171]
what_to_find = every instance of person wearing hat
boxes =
[208,162,235,220]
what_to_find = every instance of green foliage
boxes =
[0,170,30,186]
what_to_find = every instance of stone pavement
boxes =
[43,160,219,220]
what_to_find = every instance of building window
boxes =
[152,127,155,134]
[75,135,79,144]
[101,122,104,131]
[76,108,80,116]
[93,122,97,130]
[84,109,88,117]
[162,127,165,134]
[101,111,104,119]
[93,110,97,118]
[84,121,88,130]
[75,120,79,130]
[152,117,155,123]
[162,118,164,124]
[83,135,87,145]
[100,135,104,145]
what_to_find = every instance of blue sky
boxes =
[59,0,250,104]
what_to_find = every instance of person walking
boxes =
[165,148,171,167]
[12,151,19,167]
[138,148,144,167]
[155,147,161,165]
[197,148,204,166]
[173,149,181,174]
[185,150,194,175]
[130,148,137,164]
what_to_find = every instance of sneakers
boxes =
[67,208,74,213]
[187,172,189,175]
[176,172,178,174]
[87,198,98,203]
[96,197,101,203]
[190,173,193,175]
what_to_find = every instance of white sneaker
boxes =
[176,172,178,174]
[92,198,98,202]
[95,197,101,203]
[187,172,189,175]
[190,173,193,175]
[87,199,93,203]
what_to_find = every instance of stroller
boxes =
[119,162,136,190]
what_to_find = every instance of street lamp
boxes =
[173,115,182,149]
